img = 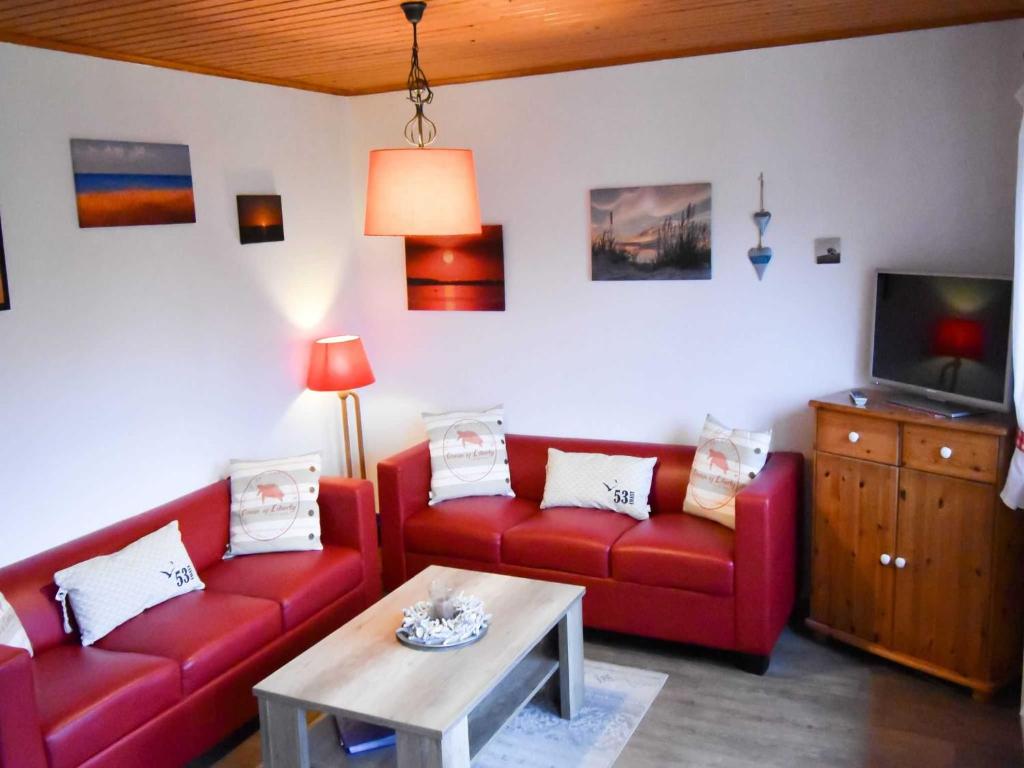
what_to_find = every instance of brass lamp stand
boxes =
[337,390,367,480]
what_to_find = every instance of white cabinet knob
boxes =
[894,556,907,569]
[939,446,953,460]
[848,431,860,444]
[880,553,892,566]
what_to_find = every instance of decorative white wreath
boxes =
[398,593,490,647]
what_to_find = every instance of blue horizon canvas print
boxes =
[70,139,196,228]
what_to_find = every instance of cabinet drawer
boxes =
[901,424,999,483]
[816,410,899,464]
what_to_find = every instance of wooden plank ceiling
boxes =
[0,0,1020,96]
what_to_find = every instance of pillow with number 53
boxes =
[53,520,205,646]
[540,447,657,520]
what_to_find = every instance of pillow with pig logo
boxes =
[423,407,514,505]
[53,521,204,646]
[540,448,657,520]
[226,452,322,557]
[683,414,772,529]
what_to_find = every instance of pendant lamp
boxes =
[364,2,482,237]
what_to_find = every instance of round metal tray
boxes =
[395,624,488,651]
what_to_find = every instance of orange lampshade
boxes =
[307,335,375,392]
[364,148,482,236]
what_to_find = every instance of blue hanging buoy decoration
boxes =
[748,173,772,280]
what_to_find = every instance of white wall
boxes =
[344,21,1023,479]
[1,21,1021,565]
[0,44,353,565]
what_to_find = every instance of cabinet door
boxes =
[811,453,898,645]
[892,468,994,679]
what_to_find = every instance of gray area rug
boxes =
[305,660,666,768]
[474,660,667,768]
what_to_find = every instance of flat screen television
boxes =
[871,271,1013,415]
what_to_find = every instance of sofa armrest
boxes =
[318,477,381,607]
[0,645,47,768]
[733,451,802,655]
[377,441,431,591]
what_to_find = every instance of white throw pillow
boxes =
[0,592,33,656]
[683,414,772,529]
[53,521,204,646]
[227,452,322,557]
[540,448,657,520]
[423,406,514,505]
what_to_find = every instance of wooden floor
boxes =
[197,627,1024,767]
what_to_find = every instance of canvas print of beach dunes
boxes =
[71,139,196,228]
[591,183,711,280]
[405,225,505,311]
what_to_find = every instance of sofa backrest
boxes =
[507,434,695,515]
[0,480,230,654]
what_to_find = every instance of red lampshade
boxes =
[364,148,482,236]
[932,317,985,360]
[307,335,375,392]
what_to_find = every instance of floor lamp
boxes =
[307,335,375,479]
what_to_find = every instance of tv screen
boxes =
[872,272,1012,407]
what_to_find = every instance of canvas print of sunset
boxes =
[590,183,711,280]
[237,195,284,244]
[70,139,196,228]
[405,225,505,311]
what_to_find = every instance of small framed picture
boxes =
[0,214,10,311]
[237,195,285,244]
[815,237,841,265]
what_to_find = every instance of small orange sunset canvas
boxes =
[405,225,505,311]
[237,195,284,244]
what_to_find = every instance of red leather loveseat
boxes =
[0,478,380,768]
[379,434,801,671]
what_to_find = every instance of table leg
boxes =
[258,696,310,768]
[558,597,584,719]
[396,717,470,768]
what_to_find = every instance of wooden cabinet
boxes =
[808,390,1023,699]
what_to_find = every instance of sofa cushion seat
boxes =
[501,507,638,577]
[611,513,735,596]
[202,546,363,630]
[95,591,281,694]
[404,497,540,563]
[34,645,181,768]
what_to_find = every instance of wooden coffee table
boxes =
[253,565,585,768]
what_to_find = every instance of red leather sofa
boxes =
[379,434,801,671]
[0,478,380,768]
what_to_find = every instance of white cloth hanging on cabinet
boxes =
[1003,84,1024,718]
[999,85,1024,510]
